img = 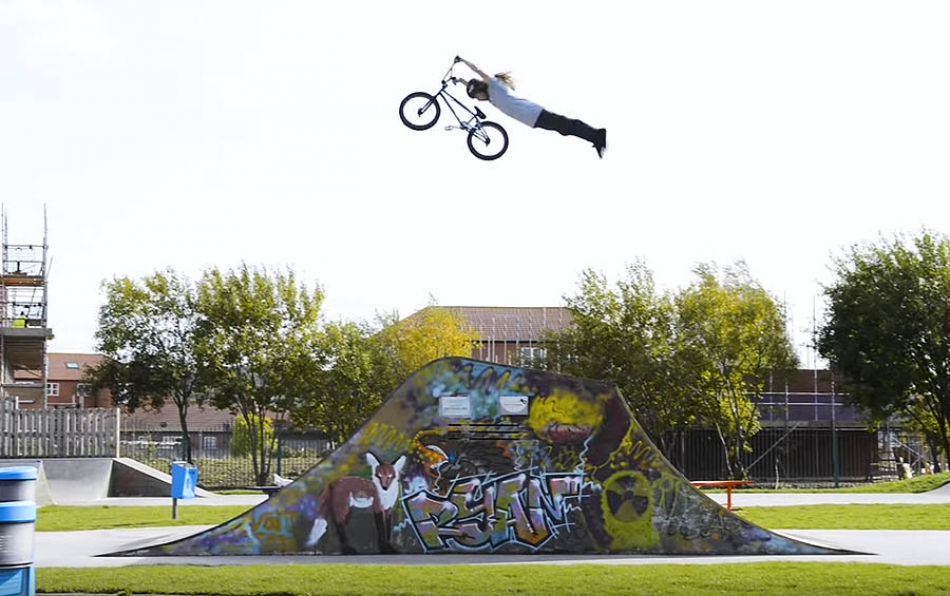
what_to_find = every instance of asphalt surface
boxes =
[34,527,950,568]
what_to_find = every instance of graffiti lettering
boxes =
[629,440,655,466]
[403,471,585,552]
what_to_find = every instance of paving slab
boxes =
[34,528,950,568]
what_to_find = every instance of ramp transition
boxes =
[117,358,851,556]
[0,458,214,504]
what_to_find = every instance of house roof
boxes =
[431,306,573,342]
[47,352,104,382]
[124,404,237,432]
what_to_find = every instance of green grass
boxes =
[834,473,950,493]
[706,472,950,494]
[36,505,250,532]
[36,563,950,595]
[738,504,950,530]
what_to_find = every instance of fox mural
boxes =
[306,453,407,553]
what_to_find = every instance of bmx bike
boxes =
[398,58,509,160]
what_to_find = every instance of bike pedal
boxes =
[444,125,456,131]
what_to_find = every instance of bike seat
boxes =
[475,107,486,119]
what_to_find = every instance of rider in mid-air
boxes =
[456,56,607,158]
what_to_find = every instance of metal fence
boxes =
[120,428,332,489]
[0,398,901,486]
[667,426,879,483]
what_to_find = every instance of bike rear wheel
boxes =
[399,92,441,131]
[467,121,509,160]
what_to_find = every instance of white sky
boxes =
[2,1,949,367]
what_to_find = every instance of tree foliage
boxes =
[543,263,696,456]
[373,306,480,379]
[194,265,324,485]
[293,308,479,445]
[817,231,950,468]
[292,321,386,446]
[230,413,274,458]
[676,263,797,479]
[88,269,203,462]
[545,262,796,479]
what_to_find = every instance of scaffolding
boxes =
[0,207,52,408]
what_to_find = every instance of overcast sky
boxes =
[2,1,948,367]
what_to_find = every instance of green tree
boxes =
[230,413,275,458]
[543,264,697,458]
[293,321,386,446]
[293,307,479,445]
[676,263,798,479]
[87,270,203,463]
[194,265,324,486]
[817,231,950,469]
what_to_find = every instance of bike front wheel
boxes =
[399,92,441,131]
[467,121,509,160]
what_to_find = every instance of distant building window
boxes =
[65,362,80,369]
[46,382,60,397]
[76,383,93,398]
[520,347,547,363]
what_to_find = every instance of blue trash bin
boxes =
[0,468,37,504]
[170,462,198,500]
[0,565,34,596]
[0,469,37,595]
[0,502,36,567]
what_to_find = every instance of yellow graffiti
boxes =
[600,471,660,551]
[528,389,607,436]
[606,424,660,475]
[357,421,412,454]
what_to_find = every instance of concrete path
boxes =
[35,487,949,569]
[34,527,950,568]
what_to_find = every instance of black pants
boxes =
[534,110,600,144]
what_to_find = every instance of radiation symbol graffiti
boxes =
[600,471,660,551]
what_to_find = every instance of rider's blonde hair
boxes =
[494,72,516,90]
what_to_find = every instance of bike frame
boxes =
[431,64,492,143]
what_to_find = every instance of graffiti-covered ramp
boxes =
[112,358,852,556]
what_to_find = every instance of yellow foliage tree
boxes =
[375,307,480,379]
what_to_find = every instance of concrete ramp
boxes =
[0,460,54,506]
[42,458,114,501]
[929,478,950,497]
[117,358,854,557]
[111,458,215,499]
[0,458,214,504]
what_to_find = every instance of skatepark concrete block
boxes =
[0,461,53,507]
[118,358,854,557]
[111,458,214,499]
[0,458,214,504]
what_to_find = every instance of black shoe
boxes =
[594,128,607,158]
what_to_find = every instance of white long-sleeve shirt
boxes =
[488,78,544,127]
